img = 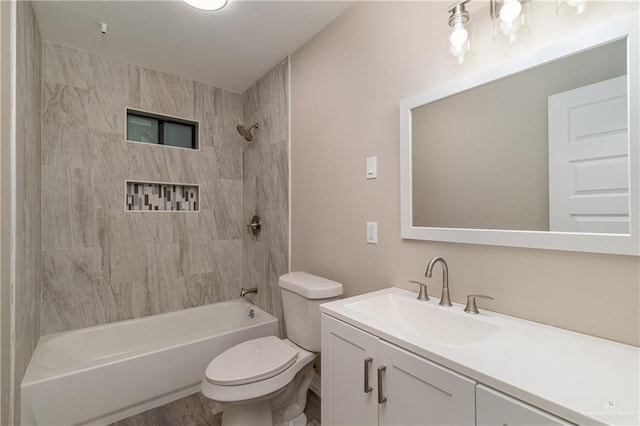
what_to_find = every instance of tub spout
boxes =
[240,287,258,297]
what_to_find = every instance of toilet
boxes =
[201,272,343,426]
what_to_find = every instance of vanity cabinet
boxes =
[476,385,572,426]
[321,315,476,425]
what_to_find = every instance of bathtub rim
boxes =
[23,299,277,385]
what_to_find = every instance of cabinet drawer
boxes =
[477,385,573,426]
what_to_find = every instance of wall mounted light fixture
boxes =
[556,0,587,16]
[490,0,529,42]
[447,0,473,64]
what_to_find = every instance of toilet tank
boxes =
[279,272,343,352]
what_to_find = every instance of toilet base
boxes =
[219,399,308,426]
[221,400,272,426]
[218,362,314,426]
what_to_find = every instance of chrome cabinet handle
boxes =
[364,357,373,393]
[377,365,387,404]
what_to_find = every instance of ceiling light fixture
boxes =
[447,0,473,65]
[490,0,529,42]
[182,0,228,12]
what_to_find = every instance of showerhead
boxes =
[237,123,258,142]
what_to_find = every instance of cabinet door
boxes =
[477,385,573,426]
[321,315,379,426]
[377,341,476,426]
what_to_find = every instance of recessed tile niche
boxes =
[126,181,199,211]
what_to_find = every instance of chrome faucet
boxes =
[425,256,452,307]
[240,287,258,297]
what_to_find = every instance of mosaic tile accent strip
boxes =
[126,182,199,211]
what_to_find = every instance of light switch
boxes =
[366,222,378,244]
[366,156,377,179]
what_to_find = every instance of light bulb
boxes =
[182,0,228,11]
[449,23,469,47]
[499,0,522,22]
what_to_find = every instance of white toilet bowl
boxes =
[200,272,343,426]
[201,337,315,426]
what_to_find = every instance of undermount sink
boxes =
[344,293,502,347]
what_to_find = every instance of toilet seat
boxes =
[206,336,298,386]
[201,338,316,404]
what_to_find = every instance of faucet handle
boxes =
[409,280,429,301]
[464,294,494,314]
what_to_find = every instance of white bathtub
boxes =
[21,299,278,425]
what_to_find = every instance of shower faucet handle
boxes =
[246,215,262,235]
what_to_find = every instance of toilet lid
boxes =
[205,336,299,386]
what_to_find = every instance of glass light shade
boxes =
[182,0,228,11]
[556,0,587,16]
[447,21,473,65]
[493,0,529,43]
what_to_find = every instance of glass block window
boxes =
[126,109,198,149]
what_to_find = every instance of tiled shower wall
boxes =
[41,42,248,333]
[242,59,290,335]
[14,1,42,423]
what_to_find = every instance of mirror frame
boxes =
[400,14,639,256]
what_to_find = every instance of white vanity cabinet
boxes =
[321,314,476,425]
[476,385,572,426]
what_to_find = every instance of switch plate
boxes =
[366,222,378,244]
[366,156,377,179]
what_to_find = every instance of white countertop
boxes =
[320,287,640,425]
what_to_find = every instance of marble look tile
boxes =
[254,102,287,146]
[188,231,217,277]
[93,132,128,211]
[130,279,160,319]
[258,59,288,116]
[41,166,95,250]
[68,167,96,247]
[126,63,141,108]
[42,42,91,88]
[184,273,216,307]
[41,248,110,334]
[194,82,216,148]
[124,142,172,183]
[241,59,289,327]
[214,87,244,122]
[212,117,244,180]
[147,243,188,314]
[136,66,196,118]
[212,240,243,297]
[243,58,287,116]
[212,179,243,240]
[41,166,72,250]
[15,4,42,422]
[88,88,126,135]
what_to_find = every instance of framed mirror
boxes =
[400,14,639,255]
